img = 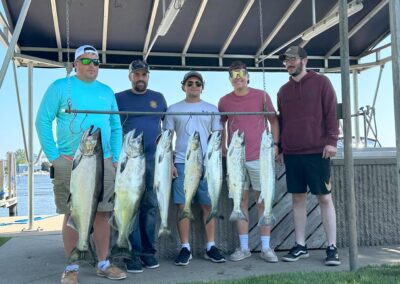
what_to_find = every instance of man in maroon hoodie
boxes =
[277,46,340,266]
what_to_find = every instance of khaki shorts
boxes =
[52,157,116,214]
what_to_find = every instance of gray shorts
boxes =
[52,157,116,214]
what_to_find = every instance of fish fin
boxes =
[154,132,162,145]
[258,215,276,227]
[206,210,218,224]
[207,151,213,161]
[228,147,233,157]
[229,210,248,222]
[153,182,160,194]
[158,226,171,238]
[67,193,72,205]
[68,244,97,266]
[186,150,191,161]
[120,155,128,173]
[257,192,264,204]
[71,154,82,171]
[66,216,78,231]
[108,213,118,230]
[179,208,194,221]
[158,152,164,163]
[110,245,132,261]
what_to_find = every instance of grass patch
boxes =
[193,265,400,284]
[0,236,11,247]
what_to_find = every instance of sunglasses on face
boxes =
[186,80,202,87]
[230,69,247,78]
[283,57,301,65]
[78,58,100,66]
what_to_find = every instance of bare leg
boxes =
[292,193,307,246]
[317,194,337,246]
[92,211,110,261]
[236,190,249,235]
[201,205,215,242]
[62,213,79,258]
[176,205,190,244]
[254,191,271,237]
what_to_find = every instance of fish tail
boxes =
[110,244,132,261]
[158,226,171,238]
[68,245,97,267]
[179,207,194,221]
[258,214,276,227]
[205,210,218,224]
[229,210,248,222]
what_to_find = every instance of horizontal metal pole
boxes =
[64,109,277,116]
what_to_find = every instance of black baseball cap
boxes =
[129,59,149,73]
[279,46,308,61]
[181,71,204,85]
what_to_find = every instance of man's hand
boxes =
[172,165,178,179]
[322,145,337,159]
[276,153,284,165]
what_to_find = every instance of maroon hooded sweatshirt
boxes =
[277,70,339,155]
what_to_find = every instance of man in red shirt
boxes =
[218,61,280,263]
[277,46,340,266]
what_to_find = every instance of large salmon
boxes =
[258,130,276,226]
[110,129,146,259]
[227,130,247,222]
[179,131,203,221]
[154,129,173,237]
[68,125,103,266]
[205,131,223,224]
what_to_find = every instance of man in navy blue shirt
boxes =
[115,60,167,273]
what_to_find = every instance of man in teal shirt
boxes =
[36,45,125,284]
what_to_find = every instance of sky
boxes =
[0,30,395,160]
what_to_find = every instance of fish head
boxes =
[209,131,222,151]
[125,131,144,157]
[80,126,102,156]
[230,130,244,148]
[159,129,173,150]
[261,130,274,149]
[190,131,201,150]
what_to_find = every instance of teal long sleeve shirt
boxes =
[35,76,122,163]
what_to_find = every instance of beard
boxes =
[288,61,304,77]
[134,80,147,92]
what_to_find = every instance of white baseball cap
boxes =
[74,45,98,60]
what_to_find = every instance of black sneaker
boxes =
[141,255,160,269]
[175,247,192,266]
[281,243,309,262]
[125,256,143,273]
[204,246,226,263]
[325,245,341,266]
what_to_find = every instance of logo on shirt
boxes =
[325,180,332,192]
[150,100,158,109]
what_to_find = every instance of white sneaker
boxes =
[229,247,251,261]
[260,248,278,263]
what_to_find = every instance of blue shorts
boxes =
[172,163,211,205]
